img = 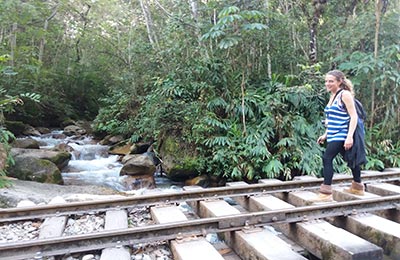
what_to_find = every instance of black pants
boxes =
[323,141,361,185]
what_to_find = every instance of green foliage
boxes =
[0,55,40,186]
[365,124,400,170]
[193,70,325,181]
[1,0,398,184]
[92,91,134,136]
[201,5,267,50]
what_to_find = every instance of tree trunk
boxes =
[189,0,209,58]
[309,1,326,64]
[0,27,4,45]
[75,4,91,63]
[139,0,158,49]
[39,8,58,63]
[188,0,198,22]
[309,0,326,64]
[10,23,18,67]
[370,0,383,128]
[264,0,271,79]
[241,70,247,136]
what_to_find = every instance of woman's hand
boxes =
[344,137,354,150]
[317,134,327,144]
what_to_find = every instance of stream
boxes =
[30,131,182,192]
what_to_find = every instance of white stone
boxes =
[82,254,95,260]
[17,200,36,207]
[48,196,66,204]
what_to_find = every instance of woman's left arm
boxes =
[342,91,358,150]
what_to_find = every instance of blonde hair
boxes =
[327,70,354,96]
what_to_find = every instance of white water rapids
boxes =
[29,131,182,192]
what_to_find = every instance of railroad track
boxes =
[1,169,400,260]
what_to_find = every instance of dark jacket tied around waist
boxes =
[344,118,367,168]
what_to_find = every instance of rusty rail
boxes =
[0,169,399,222]
[0,194,399,260]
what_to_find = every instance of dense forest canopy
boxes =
[0,0,399,183]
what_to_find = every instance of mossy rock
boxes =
[60,118,76,128]
[159,135,200,181]
[4,121,28,136]
[48,151,71,170]
[7,157,63,184]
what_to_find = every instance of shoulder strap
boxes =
[333,89,343,101]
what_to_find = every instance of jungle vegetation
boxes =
[0,0,399,185]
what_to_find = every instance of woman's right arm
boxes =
[317,131,327,144]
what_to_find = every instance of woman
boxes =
[316,70,365,201]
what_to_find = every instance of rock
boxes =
[50,132,67,139]
[120,175,155,190]
[36,127,51,134]
[158,135,199,181]
[60,118,76,128]
[0,179,121,207]
[48,196,66,204]
[109,142,132,155]
[109,141,152,156]
[11,138,40,149]
[22,125,41,136]
[120,154,156,176]
[184,175,210,187]
[130,142,152,154]
[17,200,36,207]
[52,143,74,153]
[184,175,225,188]
[7,156,63,184]
[100,135,125,146]
[4,120,28,136]
[63,125,86,136]
[75,120,93,135]
[82,254,95,260]
[10,148,71,170]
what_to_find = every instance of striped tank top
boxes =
[324,91,350,142]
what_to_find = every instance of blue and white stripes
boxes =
[324,93,350,142]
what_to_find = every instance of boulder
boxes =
[10,148,71,170]
[11,138,40,149]
[120,175,155,190]
[109,142,132,155]
[129,142,152,154]
[109,141,152,155]
[22,125,41,136]
[60,118,76,128]
[75,120,93,135]
[7,156,63,184]
[100,135,125,146]
[184,175,210,187]
[184,175,226,188]
[4,120,28,136]
[120,154,156,176]
[36,127,51,134]
[158,135,199,181]
[63,125,86,136]
[52,143,74,153]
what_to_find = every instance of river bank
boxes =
[0,178,124,208]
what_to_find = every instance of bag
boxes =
[338,90,367,168]
[353,99,367,122]
[337,89,367,122]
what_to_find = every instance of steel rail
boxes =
[0,169,399,222]
[0,194,399,260]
